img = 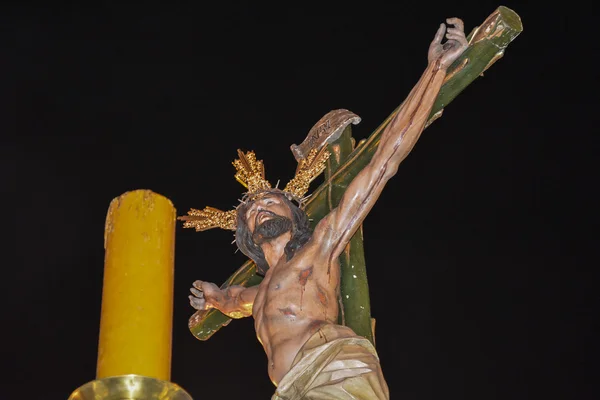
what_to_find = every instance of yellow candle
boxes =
[96,190,176,381]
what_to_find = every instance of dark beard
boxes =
[252,214,293,245]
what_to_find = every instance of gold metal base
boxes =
[68,375,193,399]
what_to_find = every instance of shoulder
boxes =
[305,215,339,256]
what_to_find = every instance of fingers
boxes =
[446,27,462,37]
[432,23,446,44]
[445,19,468,47]
[189,284,207,310]
[446,27,466,42]
[434,18,465,46]
[447,18,467,45]
[446,17,464,32]
[190,287,204,298]
[189,295,206,310]
[190,280,218,310]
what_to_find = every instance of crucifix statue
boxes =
[179,5,524,396]
[179,18,468,399]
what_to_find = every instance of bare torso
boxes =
[252,238,347,386]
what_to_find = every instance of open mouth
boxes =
[256,210,276,225]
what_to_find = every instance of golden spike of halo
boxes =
[284,147,330,200]
[232,150,271,193]
[180,148,330,232]
[177,206,237,231]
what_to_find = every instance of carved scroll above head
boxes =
[291,109,361,162]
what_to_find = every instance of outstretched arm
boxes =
[189,280,258,319]
[314,18,468,260]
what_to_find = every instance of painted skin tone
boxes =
[190,18,469,387]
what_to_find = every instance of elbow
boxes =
[382,161,400,182]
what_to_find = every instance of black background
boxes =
[7,1,597,399]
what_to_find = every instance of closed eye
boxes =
[264,196,279,206]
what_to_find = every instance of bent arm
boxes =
[191,281,259,319]
[217,285,258,319]
[315,59,448,260]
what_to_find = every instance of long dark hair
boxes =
[235,192,312,275]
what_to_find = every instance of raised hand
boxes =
[189,280,221,311]
[428,17,468,68]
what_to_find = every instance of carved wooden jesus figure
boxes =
[189,18,468,399]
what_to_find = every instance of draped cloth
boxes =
[271,324,389,400]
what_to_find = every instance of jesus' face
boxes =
[245,193,294,244]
